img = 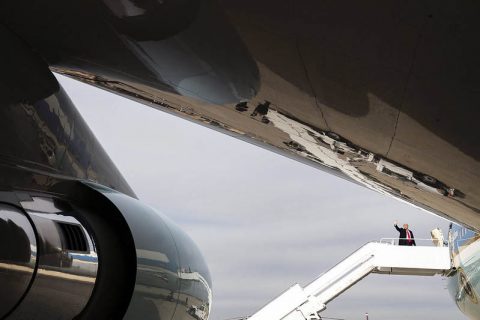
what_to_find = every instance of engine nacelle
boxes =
[0,181,211,320]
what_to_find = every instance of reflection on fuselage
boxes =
[55,67,479,231]
[1,0,480,319]
[449,224,480,319]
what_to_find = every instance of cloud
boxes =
[57,75,465,320]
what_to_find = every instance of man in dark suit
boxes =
[394,220,416,246]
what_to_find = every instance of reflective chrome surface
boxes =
[0,1,480,319]
[448,225,480,319]
[0,24,134,197]
[1,0,478,228]
[0,204,37,319]
[86,182,212,320]
[31,1,479,230]
[8,197,98,319]
[0,0,259,105]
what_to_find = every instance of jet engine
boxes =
[0,181,211,320]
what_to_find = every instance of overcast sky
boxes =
[57,75,465,320]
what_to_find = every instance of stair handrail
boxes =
[304,241,376,289]
[379,237,445,246]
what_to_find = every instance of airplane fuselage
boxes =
[0,0,479,319]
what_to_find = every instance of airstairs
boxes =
[248,240,451,320]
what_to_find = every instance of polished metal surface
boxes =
[47,1,479,231]
[0,204,37,319]
[8,197,98,320]
[0,1,479,319]
[0,24,134,197]
[448,225,480,319]
[1,0,478,228]
[0,0,259,105]
[86,182,212,320]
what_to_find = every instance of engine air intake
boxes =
[58,222,88,252]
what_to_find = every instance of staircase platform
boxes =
[249,242,451,320]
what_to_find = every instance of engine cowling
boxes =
[0,181,211,320]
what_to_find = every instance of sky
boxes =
[57,75,466,320]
